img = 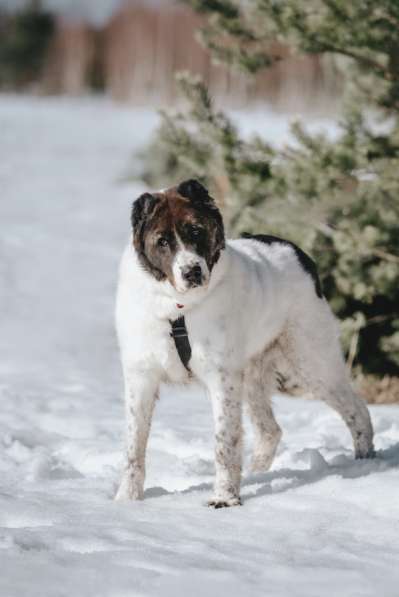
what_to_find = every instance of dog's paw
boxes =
[114,488,143,501]
[114,475,144,501]
[355,446,376,460]
[250,453,274,473]
[207,496,242,509]
[114,489,144,501]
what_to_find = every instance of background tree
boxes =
[141,0,399,402]
[0,0,54,89]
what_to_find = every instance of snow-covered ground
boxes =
[1,94,399,597]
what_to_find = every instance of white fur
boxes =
[172,234,209,293]
[115,237,374,506]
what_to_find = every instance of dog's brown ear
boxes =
[131,193,158,234]
[177,179,213,205]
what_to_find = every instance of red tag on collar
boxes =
[176,304,184,309]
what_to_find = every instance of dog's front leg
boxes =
[115,371,158,501]
[207,372,243,508]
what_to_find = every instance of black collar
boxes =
[170,316,192,372]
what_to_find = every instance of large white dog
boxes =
[115,179,374,507]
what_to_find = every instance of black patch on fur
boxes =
[177,179,225,269]
[177,179,209,203]
[242,233,323,299]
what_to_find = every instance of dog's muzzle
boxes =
[181,263,203,287]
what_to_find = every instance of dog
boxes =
[115,179,374,507]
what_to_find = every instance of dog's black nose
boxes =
[182,264,203,286]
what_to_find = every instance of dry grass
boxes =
[357,375,399,405]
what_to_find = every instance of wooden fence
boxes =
[42,0,340,110]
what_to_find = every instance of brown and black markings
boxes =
[131,179,225,288]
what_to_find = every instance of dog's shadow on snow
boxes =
[144,442,399,502]
[241,442,399,502]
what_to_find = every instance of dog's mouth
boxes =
[185,279,203,289]
[174,277,209,295]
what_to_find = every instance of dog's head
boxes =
[131,179,225,294]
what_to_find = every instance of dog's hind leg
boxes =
[244,357,282,472]
[278,322,375,460]
[318,379,375,459]
[307,367,374,460]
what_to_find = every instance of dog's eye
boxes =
[157,237,169,248]
[190,226,204,237]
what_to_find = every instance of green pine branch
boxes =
[139,0,399,384]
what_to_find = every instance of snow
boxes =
[1,94,399,597]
